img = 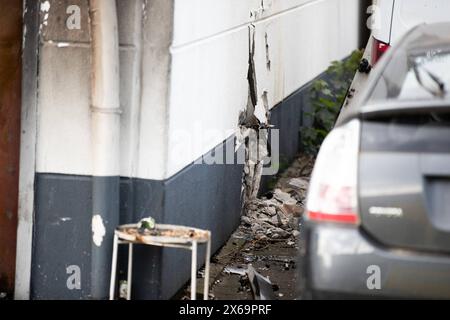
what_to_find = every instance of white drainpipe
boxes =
[89,0,121,299]
[90,0,120,173]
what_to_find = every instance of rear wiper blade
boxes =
[413,63,447,98]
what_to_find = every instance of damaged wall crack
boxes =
[238,26,271,207]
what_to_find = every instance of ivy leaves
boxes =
[301,49,363,154]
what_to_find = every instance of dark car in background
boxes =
[298,23,450,299]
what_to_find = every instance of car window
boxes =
[369,48,450,102]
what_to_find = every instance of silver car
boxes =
[299,22,450,299]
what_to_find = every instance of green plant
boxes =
[301,49,363,154]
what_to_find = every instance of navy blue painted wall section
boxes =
[128,136,244,299]
[31,137,243,300]
[32,174,93,299]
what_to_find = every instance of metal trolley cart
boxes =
[109,223,211,300]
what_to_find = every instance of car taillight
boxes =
[371,37,390,66]
[306,119,360,225]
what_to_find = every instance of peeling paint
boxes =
[92,215,106,247]
[40,1,50,13]
[39,0,51,32]
[40,1,50,26]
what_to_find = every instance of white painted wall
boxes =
[35,0,360,180]
[165,0,360,178]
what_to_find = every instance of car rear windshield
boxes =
[369,48,450,102]
[368,23,450,103]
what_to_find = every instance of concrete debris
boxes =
[243,254,256,263]
[243,204,297,241]
[223,263,278,294]
[288,178,310,190]
[273,189,297,206]
[266,227,290,239]
[247,265,276,300]
[280,204,303,217]
[241,215,253,226]
[224,266,247,276]
[241,176,309,242]
[181,153,315,301]
[238,154,314,244]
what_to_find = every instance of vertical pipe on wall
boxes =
[89,0,121,300]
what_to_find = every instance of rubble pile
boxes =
[241,155,314,243]
[182,154,315,300]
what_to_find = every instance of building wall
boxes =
[28,0,360,299]
[34,0,359,181]
[167,0,360,178]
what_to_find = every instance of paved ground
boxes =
[180,154,314,300]
[208,233,299,300]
